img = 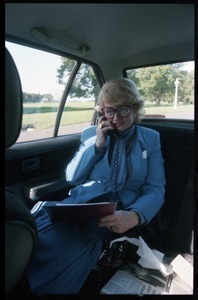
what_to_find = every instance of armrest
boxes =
[23,178,71,201]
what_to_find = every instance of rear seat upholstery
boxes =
[140,122,194,255]
[80,121,194,294]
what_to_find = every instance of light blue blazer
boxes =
[66,125,166,224]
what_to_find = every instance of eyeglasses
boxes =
[102,106,131,119]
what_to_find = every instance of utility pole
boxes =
[174,78,179,109]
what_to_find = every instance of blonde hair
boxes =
[98,78,145,123]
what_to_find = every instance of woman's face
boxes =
[103,101,135,132]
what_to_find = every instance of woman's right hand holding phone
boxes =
[96,115,114,148]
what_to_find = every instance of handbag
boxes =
[94,233,139,293]
[94,222,160,294]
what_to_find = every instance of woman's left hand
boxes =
[97,210,140,233]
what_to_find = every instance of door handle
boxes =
[22,157,40,172]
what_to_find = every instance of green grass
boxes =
[22,101,194,130]
[22,101,95,129]
[145,103,193,115]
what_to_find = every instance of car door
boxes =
[5,42,102,209]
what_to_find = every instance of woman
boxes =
[26,78,165,295]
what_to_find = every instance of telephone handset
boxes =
[97,111,118,136]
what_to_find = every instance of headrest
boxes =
[5,48,23,148]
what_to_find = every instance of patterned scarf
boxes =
[104,125,135,195]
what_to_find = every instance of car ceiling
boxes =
[5,3,195,79]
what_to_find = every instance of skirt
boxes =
[26,207,109,295]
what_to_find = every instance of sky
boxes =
[6,41,64,99]
[6,41,195,99]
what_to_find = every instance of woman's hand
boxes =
[95,116,114,148]
[97,210,140,233]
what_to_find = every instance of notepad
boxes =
[43,201,117,222]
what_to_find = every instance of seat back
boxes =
[5,48,37,296]
[5,191,37,294]
[5,48,23,148]
[140,122,194,254]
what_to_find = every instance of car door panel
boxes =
[5,134,81,208]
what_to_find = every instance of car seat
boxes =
[5,48,37,297]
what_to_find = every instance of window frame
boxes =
[5,38,105,143]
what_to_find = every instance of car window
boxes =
[5,41,100,143]
[5,41,194,145]
[125,62,194,120]
[58,62,100,136]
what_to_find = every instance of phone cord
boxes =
[96,138,120,294]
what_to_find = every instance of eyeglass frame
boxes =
[101,106,132,119]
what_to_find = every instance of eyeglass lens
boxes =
[103,106,131,118]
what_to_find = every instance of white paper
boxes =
[101,270,164,295]
[109,236,171,276]
[101,237,193,295]
[170,254,193,289]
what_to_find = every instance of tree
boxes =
[57,58,100,100]
[43,94,54,103]
[57,58,194,105]
[177,70,194,104]
[23,92,54,103]
[128,63,194,105]
[23,92,43,103]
